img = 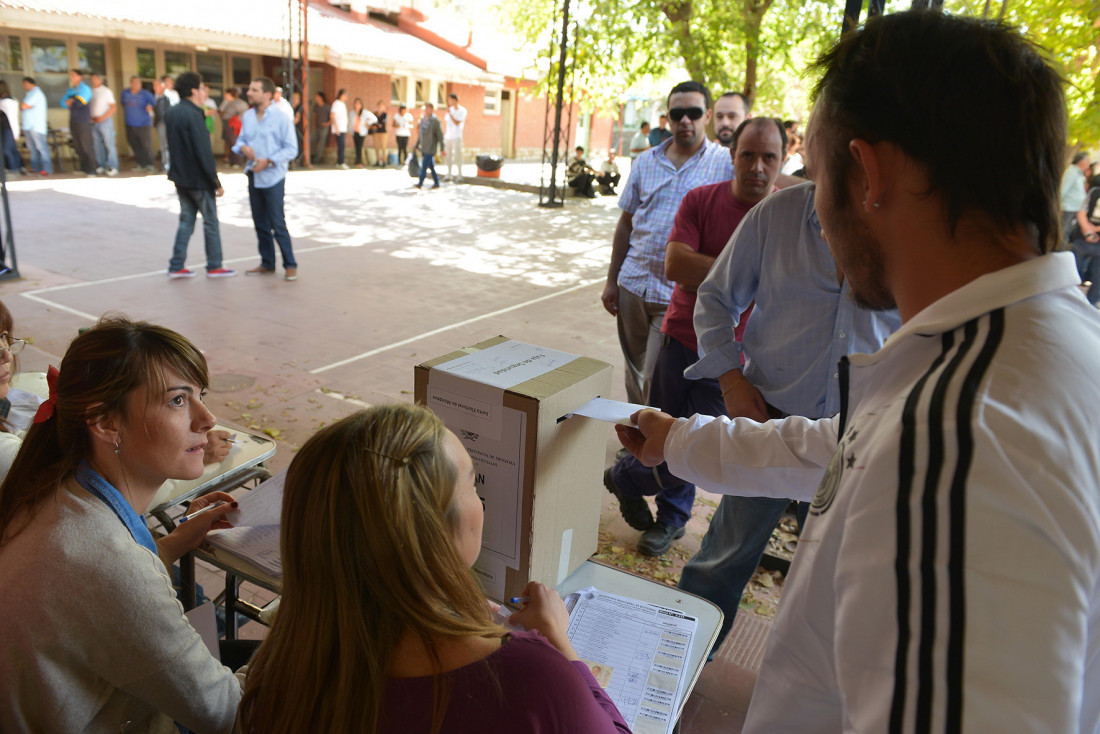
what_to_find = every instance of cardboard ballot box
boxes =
[414,336,613,602]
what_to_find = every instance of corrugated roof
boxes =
[0,0,502,82]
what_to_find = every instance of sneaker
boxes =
[206,268,237,278]
[168,268,197,279]
[39,171,49,177]
[245,266,276,276]
[414,184,422,189]
[284,267,298,281]
[338,163,349,170]
[106,168,118,177]
[638,521,686,557]
[603,468,654,531]
[95,166,106,175]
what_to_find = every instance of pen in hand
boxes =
[509,596,530,604]
[179,500,237,523]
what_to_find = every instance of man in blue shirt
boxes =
[648,115,672,147]
[60,69,95,175]
[121,76,156,172]
[165,71,235,279]
[19,77,50,175]
[234,76,299,281]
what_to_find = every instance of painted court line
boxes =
[310,277,604,375]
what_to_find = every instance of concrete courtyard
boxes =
[0,165,766,731]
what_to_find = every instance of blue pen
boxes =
[179,500,236,523]
[509,596,530,604]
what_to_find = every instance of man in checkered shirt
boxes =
[601,81,733,406]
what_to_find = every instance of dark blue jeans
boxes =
[609,335,724,528]
[247,174,296,270]
[418,153,439,186]
[170,187,223,272]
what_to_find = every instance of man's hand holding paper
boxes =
[615,409,676,467]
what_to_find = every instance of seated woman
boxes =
[0,299,28,479]
[238,404,630,733]
[0,317,244,733]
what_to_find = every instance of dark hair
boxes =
[811,10,1066,254]
[1091,174,1100,189]
[160,74,173,83]
[22,77,34,85]
[0,317,208,544]
[640,121,650,130]
[576,146,585,153]
[353,97,363,112]
[718,91,752,114]
[175,71,202,99]
[668,81,711,110]
[1072,151,1089,165]
[0,81,10,100]
[314,91,327,104]
[731,117,786,154]
[336,88,346,99]
[254,76,276,97]
[70,68,83,77]
[448,93,458,102]
[399,104,406,111]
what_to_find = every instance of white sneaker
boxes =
[338,163,349,170]
[95,166,106,175]
[106,168,118,177]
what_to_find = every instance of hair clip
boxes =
[364,445,411,465]
[33,365,60,424]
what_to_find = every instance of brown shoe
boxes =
[284,267,298,281]
[245,266,275,276]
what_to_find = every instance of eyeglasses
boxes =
[0,335,25,355]
[669,107,706,122]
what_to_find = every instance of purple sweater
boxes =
[381,629,632,733]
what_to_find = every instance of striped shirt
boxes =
[617,137,733,305]
[665,252,1100,733]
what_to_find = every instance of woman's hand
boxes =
[202,430,232,465]
[156,491,237,564]
[508,582,580,661]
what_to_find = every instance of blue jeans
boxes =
[418,153,439,186]
[92,119,118,170]
[170,187,223,272]
[610,335,724,527]
[679,495,809,654]
[24,130,51,173]
[247,174,296,270]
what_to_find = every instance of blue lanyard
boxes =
[74,460,158,556]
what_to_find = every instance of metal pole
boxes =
[539,0,570,207]
[0,151,19,281]
[301,0,311,167]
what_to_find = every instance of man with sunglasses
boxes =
[602,81,733,408]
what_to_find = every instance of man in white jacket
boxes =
[619,12,1100,733]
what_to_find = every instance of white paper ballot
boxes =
[569,397,653,425]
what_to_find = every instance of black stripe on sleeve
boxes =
[944,309,1005,733]
[915,321,979,734]
[890,330,955,734]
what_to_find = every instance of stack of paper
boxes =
[205,471,285,578]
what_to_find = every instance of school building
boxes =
[0,0,619,162]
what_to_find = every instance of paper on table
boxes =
[565,587,696,734]
[224,471,285,527]
[206,471,286,578]
[569,397,653,426]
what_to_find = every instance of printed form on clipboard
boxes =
[204,471,286,579]
[565,587,697,734]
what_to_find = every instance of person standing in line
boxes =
[414,102,443,189]
[350,98,367,168]
[629,122,651,159]
[19,78,50,176]
[219,87,248,168]
[310,92,330,165]
[235,76,299,281]
[164,71,236,280]
[649,114,672,147]
[443,93,466,182]
[394,104,413,165]
[330,89,349,170]
[88,73,119,177]
[370,100,388,167]
[153,75,178,172]
[120,76,156,172]
[61,69,95,176]
[0,82,21,174]
[272,87,294,120]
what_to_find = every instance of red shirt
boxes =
[661,181,758,352]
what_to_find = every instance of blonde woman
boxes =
[239,405,630,733]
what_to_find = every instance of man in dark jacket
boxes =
[414,102,443,189]
[164,71,235,279]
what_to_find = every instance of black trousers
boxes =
[71,120,95,173]
[396,135,409,164]
[353,133,365,165]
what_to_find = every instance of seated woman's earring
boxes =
[114,440,120,456]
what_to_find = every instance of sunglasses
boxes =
[669,107,706,122]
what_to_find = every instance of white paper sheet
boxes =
[433,340,579,388]
[207,471,286,578]
[565,587,697,734]
[568,397,652,425]
[224,471,285,528]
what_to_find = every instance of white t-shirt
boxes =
[330,99,348,134]
[164,89,180,106]
[394,111,413,137]
[272,97,294,120]
[0,98,19,141]
[90,85,115,118]
[444,104,467,141]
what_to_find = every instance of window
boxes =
[0,36,24,103]
[136,48,156,80]
[164,50,192,77]
[29,37,69,106]
[232,57,252,86]
[484,86,501,115]
[196,52,223,103]
[390,76,406,106]
[414,79,427,105]
[436,82,446,106]
[77,42,105,75]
